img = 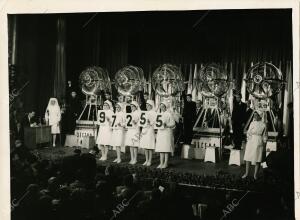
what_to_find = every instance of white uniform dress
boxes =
[124,110,140,147]
[155,111,175,153]
[244,120,267,165]
[110,111,126,147]
[45,98,61,134]
[139,111,156,150]
[96,110,113,146]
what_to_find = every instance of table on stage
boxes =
[24,126,51,149]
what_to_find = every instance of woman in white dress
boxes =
[111,102,126,163]
[125,101,141,165]
[139,100,156,166]
[155,102,175,169]
[45,98,61,147]
[242,110,267,180]
[96,100,114,161]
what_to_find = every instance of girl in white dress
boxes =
[45,98,61,147]
[111,102,126,163]
[139,100,156,166]
[125,101,141,165]
[96,100,114,161]
[155,102,175,169]
[242,110,267,180]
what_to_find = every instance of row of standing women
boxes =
[96,99,175,169]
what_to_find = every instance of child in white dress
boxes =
[45,98,61,147]
[139,100,156,166]
[155,102,175,169]
[96,100,114,161]
[125,101,141,165]
[242,110,267,180]
[111,102,126,163]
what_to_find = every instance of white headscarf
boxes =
[104,100,113,110]
[46,98,60,112]
[45,97,61,125]
[146,100,155,111]
[130,101,140,112]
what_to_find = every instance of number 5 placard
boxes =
[97,110,106,125]
[154,114,164,129]
[139,111,147,127]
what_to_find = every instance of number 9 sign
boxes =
[154,114,164,129]
[97,110,106,125]
[139,111,147,127]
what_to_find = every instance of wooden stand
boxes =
[24,126,51,149]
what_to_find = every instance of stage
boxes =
[32,145,260,179]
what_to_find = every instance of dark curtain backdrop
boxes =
[13,9,292,116]
[66,9,292,90]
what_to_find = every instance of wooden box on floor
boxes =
[24,126,51,149]
[204,146,219,163]
[81,136,96,149]
[64,135,78,147]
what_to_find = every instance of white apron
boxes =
[96,110,113,146]
[155,111,175,153]
[140,111,156,150]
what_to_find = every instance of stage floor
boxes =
[33,145,260,179]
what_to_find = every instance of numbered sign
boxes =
[97,110,106,125]
[139,111,147,127]
[154,114,164,129]
[111,114,117,128]
[126,114,133,128]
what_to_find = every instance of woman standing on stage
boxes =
[111,102,126,163]
[139,100,156,166]
[45,98,61,147]
[155,102,175,169]
[242,110,267,180]
[125,101,141,165]
[96,100,114,161]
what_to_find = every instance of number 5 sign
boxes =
[139,111,147,127]
[154,114,164,129]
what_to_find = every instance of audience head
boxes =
[74,149,82,156]
[28,111,36,118]
[186,94,192,102]
[15,139,22,148]
[123,174,134,188]
[71,91,77,98]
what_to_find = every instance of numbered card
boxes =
[97,110,106,125]
[110,114,117,128]
[154,113,165,129]
[126,113,134,128]
[138,111,147,127]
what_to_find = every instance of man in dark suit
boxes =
[245,100,253,124]
[231,93,247,150]
[182,92,197,145]
[22,111,38,128]
[66,91,81,134]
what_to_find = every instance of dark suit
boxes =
[231,101,247,149]
[138,91,147,111]
[245,107,253,125]
[182,93,197,144]
[66,97,81,134]
[22,115,37,128]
